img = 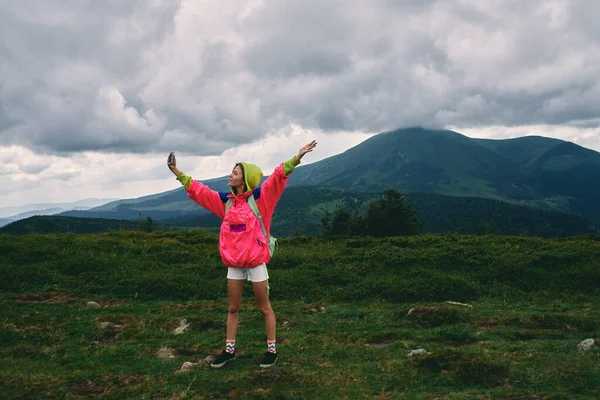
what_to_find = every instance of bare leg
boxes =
[252,280,276,341]
[227,279,245,342]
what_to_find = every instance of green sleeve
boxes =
[283,156,301,175]
[176,172,192,190]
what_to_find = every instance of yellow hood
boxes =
[231,162,263,195]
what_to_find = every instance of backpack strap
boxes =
[248,195,272,294]
[248,195,268,240]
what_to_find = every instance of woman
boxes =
[167,141,317,368]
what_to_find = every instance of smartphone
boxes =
[169,153,175,164]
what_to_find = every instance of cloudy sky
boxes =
[2,0,600,208]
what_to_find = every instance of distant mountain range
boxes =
[0,198,117,228]
[3,128,599,237]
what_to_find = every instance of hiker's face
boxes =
[229,166,244,188]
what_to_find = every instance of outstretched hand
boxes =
[296,140,317,161]
[167,152,180,176]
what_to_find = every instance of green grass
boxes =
[1,231,600,398]
[1,295,598,399]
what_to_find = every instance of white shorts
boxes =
[227,263,269,282]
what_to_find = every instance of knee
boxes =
[257,302,273,315]
[228,305,240,315]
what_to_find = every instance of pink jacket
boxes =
[185,163,291,268]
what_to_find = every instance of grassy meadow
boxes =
[1,230,600,399]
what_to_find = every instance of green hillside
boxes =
[407,192,595,236]
[474,135,564,173]
[0,216,141,235]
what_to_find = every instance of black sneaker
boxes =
[211,350,235,368]
[260,352,278,368]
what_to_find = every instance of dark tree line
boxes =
[321,188,423,237]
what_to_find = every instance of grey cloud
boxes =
[20,163,50,175]
[241,1,355,79]
[49,172,78,181]
[0,0,179,154]
[2,0,600,156]
[246,45,351,79]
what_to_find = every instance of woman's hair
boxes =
[234,162,246,193]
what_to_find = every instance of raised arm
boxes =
[167,152,226,219]
[258,141,318,216]
[291,140,317,174]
